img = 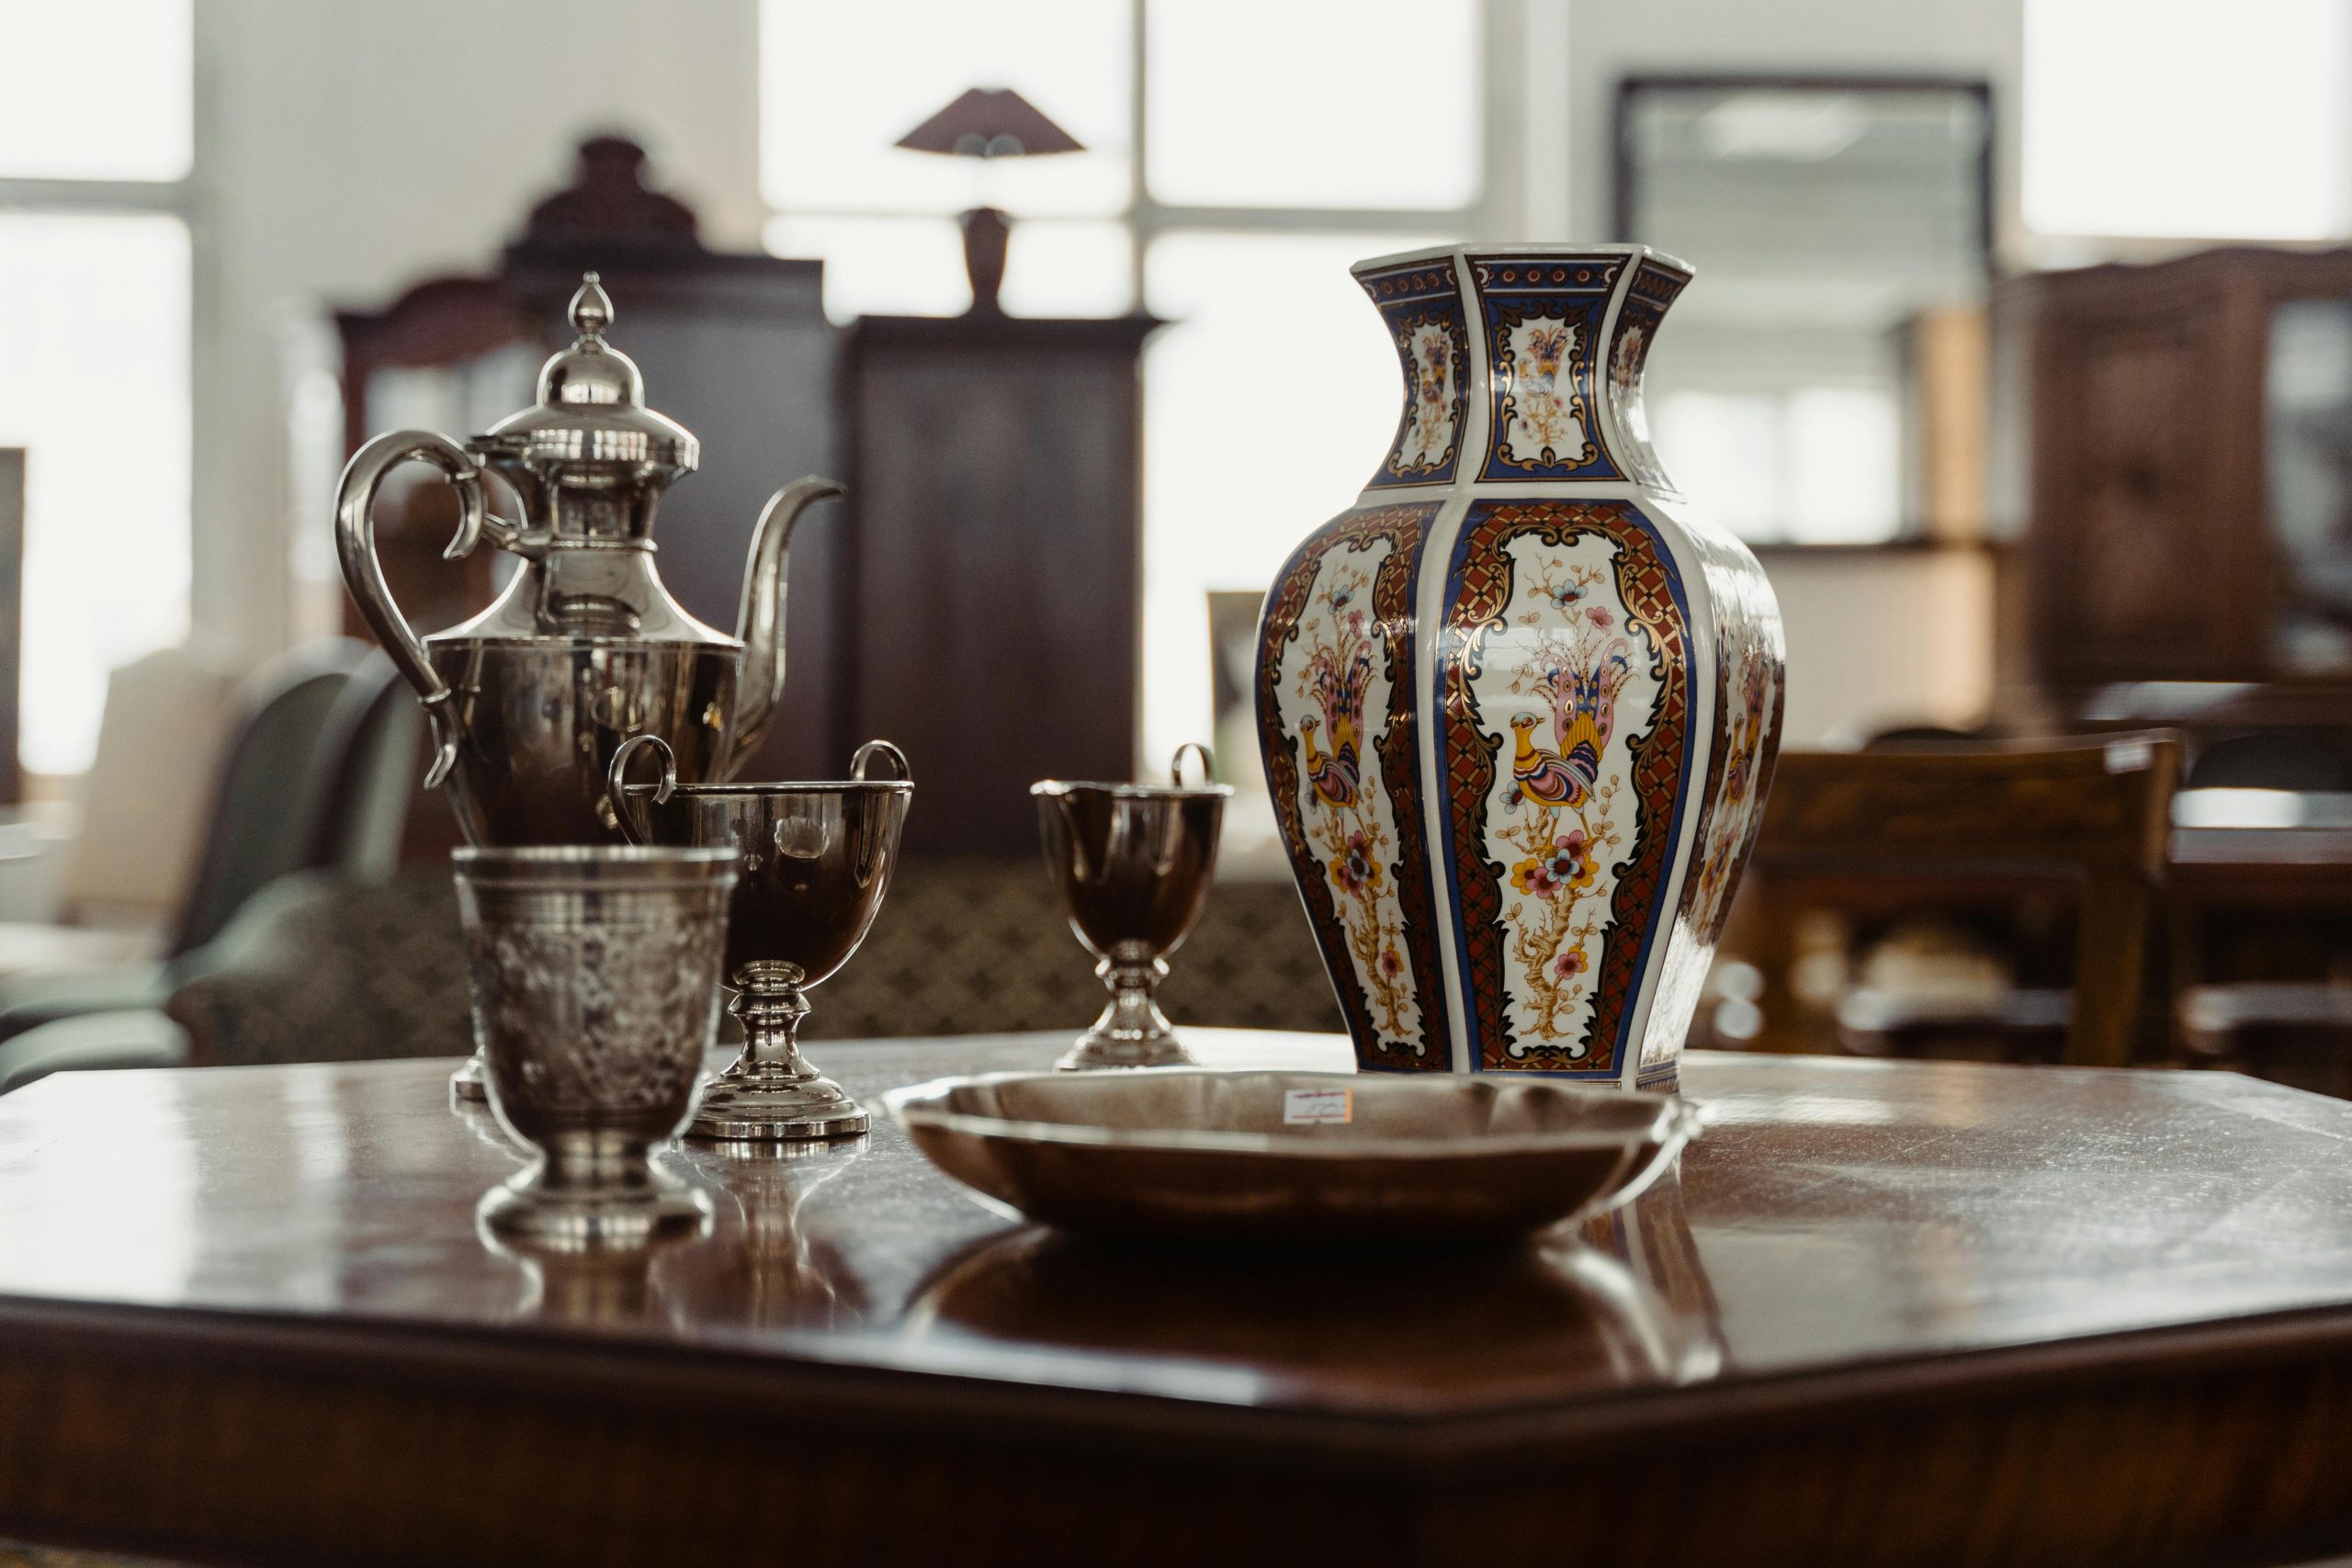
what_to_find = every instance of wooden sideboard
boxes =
[837,313,1159,853]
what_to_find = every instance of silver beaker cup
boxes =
[453,845,739,1249]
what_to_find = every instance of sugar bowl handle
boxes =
[852,739,912,783]
[605,733,679,845]
[333,431,498,791]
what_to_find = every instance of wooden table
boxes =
[5,1033,2352,1567]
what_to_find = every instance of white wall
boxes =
[1763,547,1996,745]
[189,0,763,666]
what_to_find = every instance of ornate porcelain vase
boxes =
[1254,244,1783,1090]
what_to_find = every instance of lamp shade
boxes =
[895,87,1084,159]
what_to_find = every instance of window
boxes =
[2024,0,2352,241]
[760,0,1492,773]
[1651,388,1902,545]
[0,0,194,778]
[1618,78,1990,545]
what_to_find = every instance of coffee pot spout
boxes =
[729,476,845,772]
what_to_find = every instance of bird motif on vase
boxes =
[1523,322,1571,397]
[1300,716,1361,807]
[1506,638,1631,815]
[1300,637,1374,809]
[1507,714,1595,813]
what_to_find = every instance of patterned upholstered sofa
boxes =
[166,858,1341,1067]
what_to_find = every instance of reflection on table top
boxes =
[5,1029,2352,1430]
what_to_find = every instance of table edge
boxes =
[8,1286,2352,1469]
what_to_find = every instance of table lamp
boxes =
[896,86,1083,314]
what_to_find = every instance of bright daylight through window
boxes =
[759,0,1480,774]
[0,0,193,778]
[2024,0,2352,240]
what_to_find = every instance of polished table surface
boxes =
[8,1032,2352,1566]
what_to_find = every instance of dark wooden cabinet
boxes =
[839,315,1158,854]
[2005,246,2352,697]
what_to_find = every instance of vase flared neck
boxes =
[1352,244,1691,495]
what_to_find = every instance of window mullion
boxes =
[0,177,189,214]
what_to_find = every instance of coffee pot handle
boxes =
[334,431,492,790]
[606,733,679,845]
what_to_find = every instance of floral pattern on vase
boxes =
[1256,244,1781,1089]
[1439,500,1694,1074]
[1256,501,1451,1066]
[1475,255,1623,481]
[1361,256,1472,488]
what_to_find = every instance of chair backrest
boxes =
[1746,731,2182,1066]
[298,652,425,880]
[59,645,240,924]
[2184,731,2352,792]
[169,640,369,958]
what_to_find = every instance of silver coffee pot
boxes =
[334,273,840,845]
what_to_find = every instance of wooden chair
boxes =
[1720,732,2181,1068]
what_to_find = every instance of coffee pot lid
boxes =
[472,273,699,470]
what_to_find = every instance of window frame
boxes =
[1610,72,1997,547]
[1610,72,1997,275]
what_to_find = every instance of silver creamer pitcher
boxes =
[334,273,840,845]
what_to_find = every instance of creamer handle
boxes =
[605,733,678,846]
[1170,742,1216,787]
[852,739,911,783]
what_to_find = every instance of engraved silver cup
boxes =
[453,845,739,1249]
[1032,744,1233,1071]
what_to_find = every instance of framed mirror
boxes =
[1615,75,1995,545]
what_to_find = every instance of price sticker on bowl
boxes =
[1283,1087,1353,1126]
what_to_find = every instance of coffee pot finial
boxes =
[569,271,614,341]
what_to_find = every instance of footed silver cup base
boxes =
[689,1070,868,1142]
[687,968,868,1142]
[1057,1029,1194,1072]
[1057,953,1197,1072]
[477,1164,712,1253]
[450,1049,489,1103]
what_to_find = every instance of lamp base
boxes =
[961,205,1009,315]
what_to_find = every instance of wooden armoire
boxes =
[2002,246,2352,705]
